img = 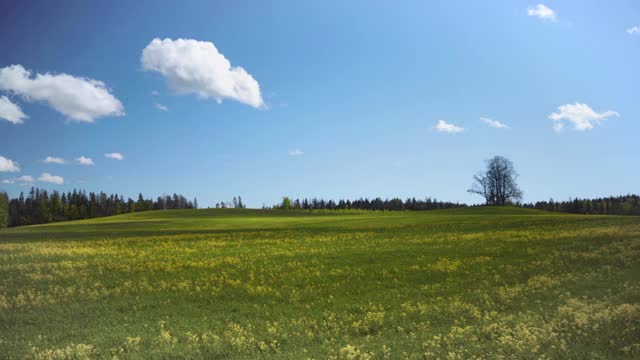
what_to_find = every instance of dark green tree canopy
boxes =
[0,192,8,228]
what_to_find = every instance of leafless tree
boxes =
[468,156,522,205]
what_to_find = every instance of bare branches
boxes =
[468,156,522,205]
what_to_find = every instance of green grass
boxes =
[1,207,639,359]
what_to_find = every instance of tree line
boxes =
[214,196,246,209]
[1,188,197,227]
[274,196,465,211]
[0,192,8,228]
[466,156,640,215]
[524,195,640,216]
[2,154,640,230]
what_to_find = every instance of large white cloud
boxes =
[141,38,265,108]
[0,64,124,122]
[0,155,20,172]
[528,4,557,22]
[38,173,64,185]
[549,103,619,132]
[435,120,464,134]
[0,95,28,124]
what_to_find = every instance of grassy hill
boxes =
[1,208,639,358]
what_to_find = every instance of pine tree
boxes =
[0,192,8,228]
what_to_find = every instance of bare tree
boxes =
[468,156,522,205]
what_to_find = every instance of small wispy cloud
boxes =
[528,4,557,22]
[43,156,65,164]
[17,175,35,184]
[153,102,168,111]
[38,173,64,185]
[2,175,35,185]
[105,152,124,160]
[76,156,94,166]
[480,117,509,129]
[627,26,640,35]
[435,120,464,134]
[549,103,619,132]
[289,149,304,156]
[0,95,28,124]
[151,90,160,96]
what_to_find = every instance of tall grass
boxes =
[0,207,638,358]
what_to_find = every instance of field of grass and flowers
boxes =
[0,207,639,359]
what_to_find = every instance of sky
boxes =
[0,0,639,208]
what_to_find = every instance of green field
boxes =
[1,207,639,359]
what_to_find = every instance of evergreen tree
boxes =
[0,192,8,228]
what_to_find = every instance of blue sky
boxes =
[0,0,638,207]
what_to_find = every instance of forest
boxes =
[0,188,196,227]
[274,196,465,211]
[526,195,640,215]
[273,195,640,216]
[2,189,640,229]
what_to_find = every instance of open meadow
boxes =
[0,207,639,359]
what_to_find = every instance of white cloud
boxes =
[289,149,304,156]
[141,38,265,108]
[549,103,619,132]
[0,64,124,122]
[76,156,94,166]
[435,120,464,134]
[17,175,34,183]
[105,152,124,160]
[627,26,640,35]
[0,95,28,124]
[0,155,20,172]
[43,156,65,164]
[38,173,64,185]
[151,90,160,96]
[480,117,508,129]
[2,175,35,185]
[528,4,557,22]
[153,102,168,111]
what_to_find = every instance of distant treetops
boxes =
[2,188,197,228]
[525,195,640,216]
[274,196,464,211]
[215,196,246,209]
[2,155,640,229]
[0,192,8,228]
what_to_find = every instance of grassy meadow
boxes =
[0,207,639,359]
